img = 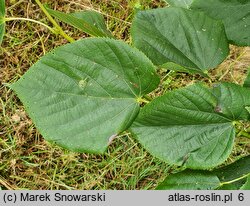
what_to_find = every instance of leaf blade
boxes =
[191,0,250,46]
[131,83,250,169]
[11,38,160,153]
[45,6,113,38]
[131,7,229,74]
[157,170,220,190]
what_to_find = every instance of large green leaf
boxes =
[157,170,221,190]
[164,0,193,8]
[131,7,229,75]
[131,83,250,169]
[157,156,250,190]
[191,0,250,46]
[0,0,5,45]
[244,69,250,88]
[11,38,160,153]
[45,6,113,38]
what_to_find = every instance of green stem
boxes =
[220,174,249,186]
[4,17,56,33]
[34,0,74,42]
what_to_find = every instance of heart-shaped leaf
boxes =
[131,7,229,75]
[0,0,5,45]
[11,38,160,153]
[131,83,250,169]
[164,0,193,8]
[45,6,113,38]
[191,0,250,46]
[157,155,250,190]
[156,170,221,190]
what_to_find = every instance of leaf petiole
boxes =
[4,17,56,33]
[220,174,250,186]
[34,0,74,42]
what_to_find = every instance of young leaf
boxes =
[0,0,5,45]
[45,6,113,38]
[191,0,250,46]
[11,38,160,153]
[131,83,250,169]
[156,170,220,190]
[131,7,229,75]
[164,0,193,8]
[244,69,250,88]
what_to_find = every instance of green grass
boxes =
[0,0,249,190]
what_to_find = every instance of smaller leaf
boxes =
[244,69,250,88]
[156,170,221,190]
[45,6,113,38]
[164,0,193,8]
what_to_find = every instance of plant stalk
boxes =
[220,174,249,186]
[34,0,74,42]
[4,17,56,33]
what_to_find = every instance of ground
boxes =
[0,0,249,190]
